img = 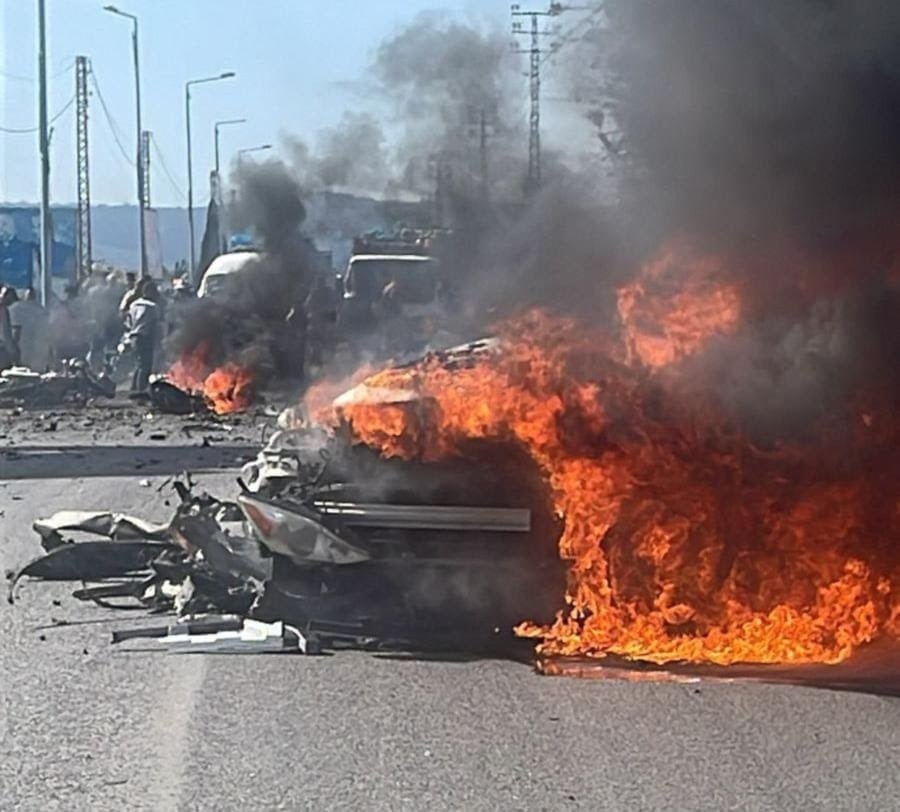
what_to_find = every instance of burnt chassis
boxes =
[191,427,567,649]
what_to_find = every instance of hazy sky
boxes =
[1,0,524,207]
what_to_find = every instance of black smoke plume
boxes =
[583,0,900,436]
[165,160,313,383]
[600,0,900,249]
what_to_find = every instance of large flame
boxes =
[167,342,254,415]
[316,243,898,667]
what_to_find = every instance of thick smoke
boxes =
[229,158,307,252]
[587,0,900,437]
[600,0,900,248]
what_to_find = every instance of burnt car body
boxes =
[233,426,564,648]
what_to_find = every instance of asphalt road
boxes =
[1,408,898,810]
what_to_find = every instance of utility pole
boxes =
[37,0,52,306]
[141,130,151,209]
[75,56,92,281]
[512,3,566,194]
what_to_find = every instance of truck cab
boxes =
[338,230,446,355]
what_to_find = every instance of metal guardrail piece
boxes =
[311,501,531,533]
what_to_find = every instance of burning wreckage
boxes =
[8,241,900,692]
[9,339,564,655]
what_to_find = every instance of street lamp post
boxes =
[237,144,273,171]
[213,119,245,254]
[103,4,147,277]
[214,118,246,178]
[185,72,235,285]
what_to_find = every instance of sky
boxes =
[1,0,523,207]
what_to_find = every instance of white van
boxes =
[197,250,260,298]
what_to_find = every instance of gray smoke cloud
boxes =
[372,11,514,177]
[285,112,392,197]
[280,12,530,203]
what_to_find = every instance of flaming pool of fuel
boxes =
[317,246,898,669]
[167,341,255,415]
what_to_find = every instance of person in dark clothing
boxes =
[0,286,19,369]
[125,278,159,396]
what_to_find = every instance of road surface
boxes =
[1,406,898,810]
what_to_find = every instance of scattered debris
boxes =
[149,619,314,655]
[33,510,169,547]
[147,378,209,416]
[10,428,560,657]
[0,362,115,407]
[111,615,243,643]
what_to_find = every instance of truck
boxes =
[337,229,448,356]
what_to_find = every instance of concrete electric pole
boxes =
[141,130,151,209]
[75,56,92,281]
[37,0,53,306]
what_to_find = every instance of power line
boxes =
[88,67,135,167]
[0,94,74,133]
[149,132,186,201]
[0,58,74,84]
[0,68,34,82]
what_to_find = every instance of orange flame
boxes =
[321,272,897,666]
[617,240,741,368]
[303,363,377,422]
[167,342,254,414]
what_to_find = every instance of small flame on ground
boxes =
[167,342,254,414]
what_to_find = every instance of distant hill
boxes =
[4,192,428,273]
[90,204,204,270]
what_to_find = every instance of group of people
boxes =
[0,269,193,397]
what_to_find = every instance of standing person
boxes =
[125,278,159,396]
[9,287,50,371]
[118,272,139,318]
[0,286,19,370]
